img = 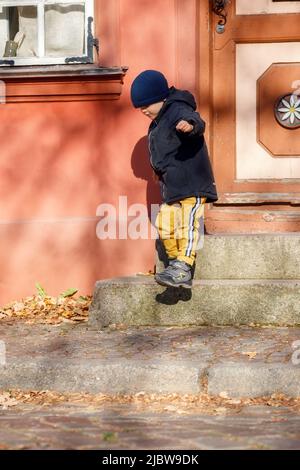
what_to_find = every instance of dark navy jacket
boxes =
[148,87,218,204]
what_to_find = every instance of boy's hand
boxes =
[176,120,194,133]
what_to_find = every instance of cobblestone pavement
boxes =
[0,403,300,450]
[1,322,300,449]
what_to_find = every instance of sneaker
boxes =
[155,260,192,289]
[169,258,196,279]
[168,258,177,266]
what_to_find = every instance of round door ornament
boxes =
[274,93,300,129]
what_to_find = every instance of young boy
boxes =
[131,70,218,289]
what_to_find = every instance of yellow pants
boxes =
[156,196,206,266]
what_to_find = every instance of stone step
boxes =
[89,277,300,328]
[1,323,300,398]
[156,234,300,279]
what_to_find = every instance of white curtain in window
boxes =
[16,4,85,58]
[0,8,9,56]
[17,6,37,57]
[45,4,85,57]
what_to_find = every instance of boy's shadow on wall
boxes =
[131,135,167,265]
[131,136,192,305]
[131,136,161,217]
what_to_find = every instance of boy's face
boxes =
[140,101,165,120]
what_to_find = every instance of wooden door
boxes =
[200,0,300,232]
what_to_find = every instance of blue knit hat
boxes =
[131,70,170,108]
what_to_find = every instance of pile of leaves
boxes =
[0,284,92,325]
[1,390,300,415]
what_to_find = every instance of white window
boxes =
[0,0,95,66]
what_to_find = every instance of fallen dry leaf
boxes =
[0,294,92,324]
[0,390,299,416]
[163,405,177,412]
[136,271,155,276]
[214,407,228,415]
[242,351,257,359]
[0,392,19,409]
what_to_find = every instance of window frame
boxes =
[0,0,95,66]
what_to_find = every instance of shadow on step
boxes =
[156,287,192,305]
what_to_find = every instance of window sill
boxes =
[0,64,128,102]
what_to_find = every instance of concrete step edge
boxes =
[89,276,300,328]
[94,277,300,286]
[1,360,300,398]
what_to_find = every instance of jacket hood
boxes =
[165,86,197,110]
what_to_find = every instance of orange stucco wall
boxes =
[0,0,198,303]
